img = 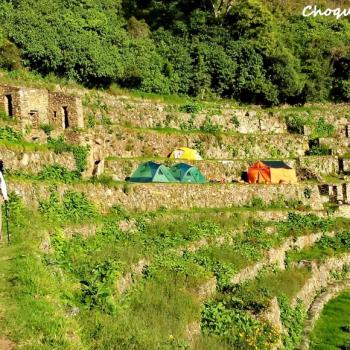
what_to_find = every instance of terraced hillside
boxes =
[0,83,350,349]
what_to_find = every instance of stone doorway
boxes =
[29,110,39,127]
[4,94,13,117]
[62,106,69,129]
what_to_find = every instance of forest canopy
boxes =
[0,0,350,105]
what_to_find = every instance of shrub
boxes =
[179,102,202,114]
[39,189,97,223]
[40,123,54,136]
[200,116,222,133]
[286,114,306,134]
[48,136,89,173]
[278,295,306,349]
[0,126,23,142]
[38,164,80,183]
[201,300,279,349]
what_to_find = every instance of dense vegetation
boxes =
[0,0,350,105]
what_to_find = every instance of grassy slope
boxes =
[310,290,350,350]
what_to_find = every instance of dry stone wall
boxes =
[292,254,350,310]
[299,279,350,350]
[0,146,76,173]
[105,156,340,182]
[98,94,287,134]
[298,156,339,176]
[319,137,350,156]
[8,181,323,211]
[98,126,308,160]
[105,158,294,182]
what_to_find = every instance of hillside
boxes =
[0,79,349,349]
[0,0,350,105]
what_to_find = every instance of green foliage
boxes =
[6,192,26,229]
[39,189,97,223]
[281,212,335,235]
[0,40,21,71]
[310,291,350,349]
[47,136,89,172]
[307,144,331,156]
[286,114,335,138]
[313,117,335,138]
[80,259,120,313]
[200,116,222,134]
[38,164,80,183]
[286,113,306,134]
[47,135,71,154]
[287,230,350,264]
[0,126,23,142]
[39,123,54,136]
[0,0,349,104]
[72,145,90,173]
[201,300,279,349]
[278,294,306,349]
[179,102,202,114]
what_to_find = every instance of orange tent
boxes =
[248,161,297,184]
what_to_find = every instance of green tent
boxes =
[129,161,178,183]
[170,163,206,183]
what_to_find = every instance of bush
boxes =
[278,295,306,349]
[38,164,80,183]
[286,114,306,134]
[39,123,54,136]
[179,102,202,114]
[200,116,222,133]
[39,189,97,223]
[0,126,23,142]
[47,136,89,173]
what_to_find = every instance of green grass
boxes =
[0,209,83,349]
[0,187,348,350]
[0,68,82,92]
[242,267,312,301]
[287,231,350,265]
[310,290,350,350]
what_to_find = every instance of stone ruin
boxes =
[0,84,83,130]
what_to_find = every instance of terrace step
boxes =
[299,279,350,350]
[8,179,324,212]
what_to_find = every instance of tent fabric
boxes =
[168,147,202,161]
[129,161,178,183]
[260,161,292,169]
[170,163,206,183]
[248,161,297,184]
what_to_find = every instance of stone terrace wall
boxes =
[319,137,350,156]
[105,156,341,181]
[99,95,287,134]
[298,156,340,176]
[99,127,309,159]
[0,146,76,173]
[105,158,297,182]
[9,181,323,211]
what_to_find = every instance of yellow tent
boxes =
[168,147,202,161]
